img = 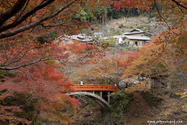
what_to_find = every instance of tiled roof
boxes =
[125,36,151,41]
[123,28,145,35]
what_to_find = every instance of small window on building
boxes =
[141,35,143,37]
[134,41,138,46]
[128,41,129,44]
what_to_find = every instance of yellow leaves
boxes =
[175,89,187,112]
[121,38,171,79]
[182,105,187,112]
[180,89,187,101]
[125,81,148,94]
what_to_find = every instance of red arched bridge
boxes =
[73,84,118,91]
[67,84,118,111]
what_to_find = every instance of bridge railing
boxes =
[73,84,118,91]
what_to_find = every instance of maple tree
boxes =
[69,49,138,88]
[121,27,187,89]
[121,42,168,79]
[0,0,103,39]
[54,39,108,84]
[0,0,108,124]
[0,40,79,124]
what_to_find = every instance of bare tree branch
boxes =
[0,0,27,27]
[153,0,178,36]
[0,57,50,70]
[41,23,65,27]
[0,0,55,33]
[172,0,187,10]
[12,0,30,26]
[0,1,76,39]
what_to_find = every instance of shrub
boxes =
[119,24,125,29]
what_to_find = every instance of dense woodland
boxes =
[0,0,187,124]
[75,3,142,23]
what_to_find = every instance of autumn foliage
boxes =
[0,39,80,124]
[68,49,138,86]
[0,0,187,124]
[0,0,109,124]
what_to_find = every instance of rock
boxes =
[79,116,82,119]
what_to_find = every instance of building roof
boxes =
[123,28,145,35]
[94,32,104,38]
[124,36,151,41]
[150,72,169,78]
[113,35,126,39]
[56,34,93,43]
[94,32,103,35]
[101,36,109,40]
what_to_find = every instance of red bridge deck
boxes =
[74,84,118,91]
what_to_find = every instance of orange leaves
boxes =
[121,41,169,79]
[125,81,148,93]
[122,26,187,90]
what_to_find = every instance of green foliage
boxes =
[157,62,166,68]
[47,31,58,40]
[78,4,144,23]
[110,28,115,33]
[110,90,132,124]
[134,113,138,117]
[109,8,125,19]
[107,8,141,19]
[108,36,116,47]
[130,26,133,29]
[83,2,110,23]
[101,36,116,47]
[149,11,157,18]
[0,70,7,79]
[75,10,87,21]
[143,26,151,31]
[111,90,132,116]
[36,37,47,44]
[115,30,121,35]
[126,8,140,17]
[141,121,146,124]
[119,24,125,29]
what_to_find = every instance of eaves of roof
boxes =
[124,36,151,41]
[150,72,169,77]
[123,31,145,35]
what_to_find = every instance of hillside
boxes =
[88,15,167,37]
